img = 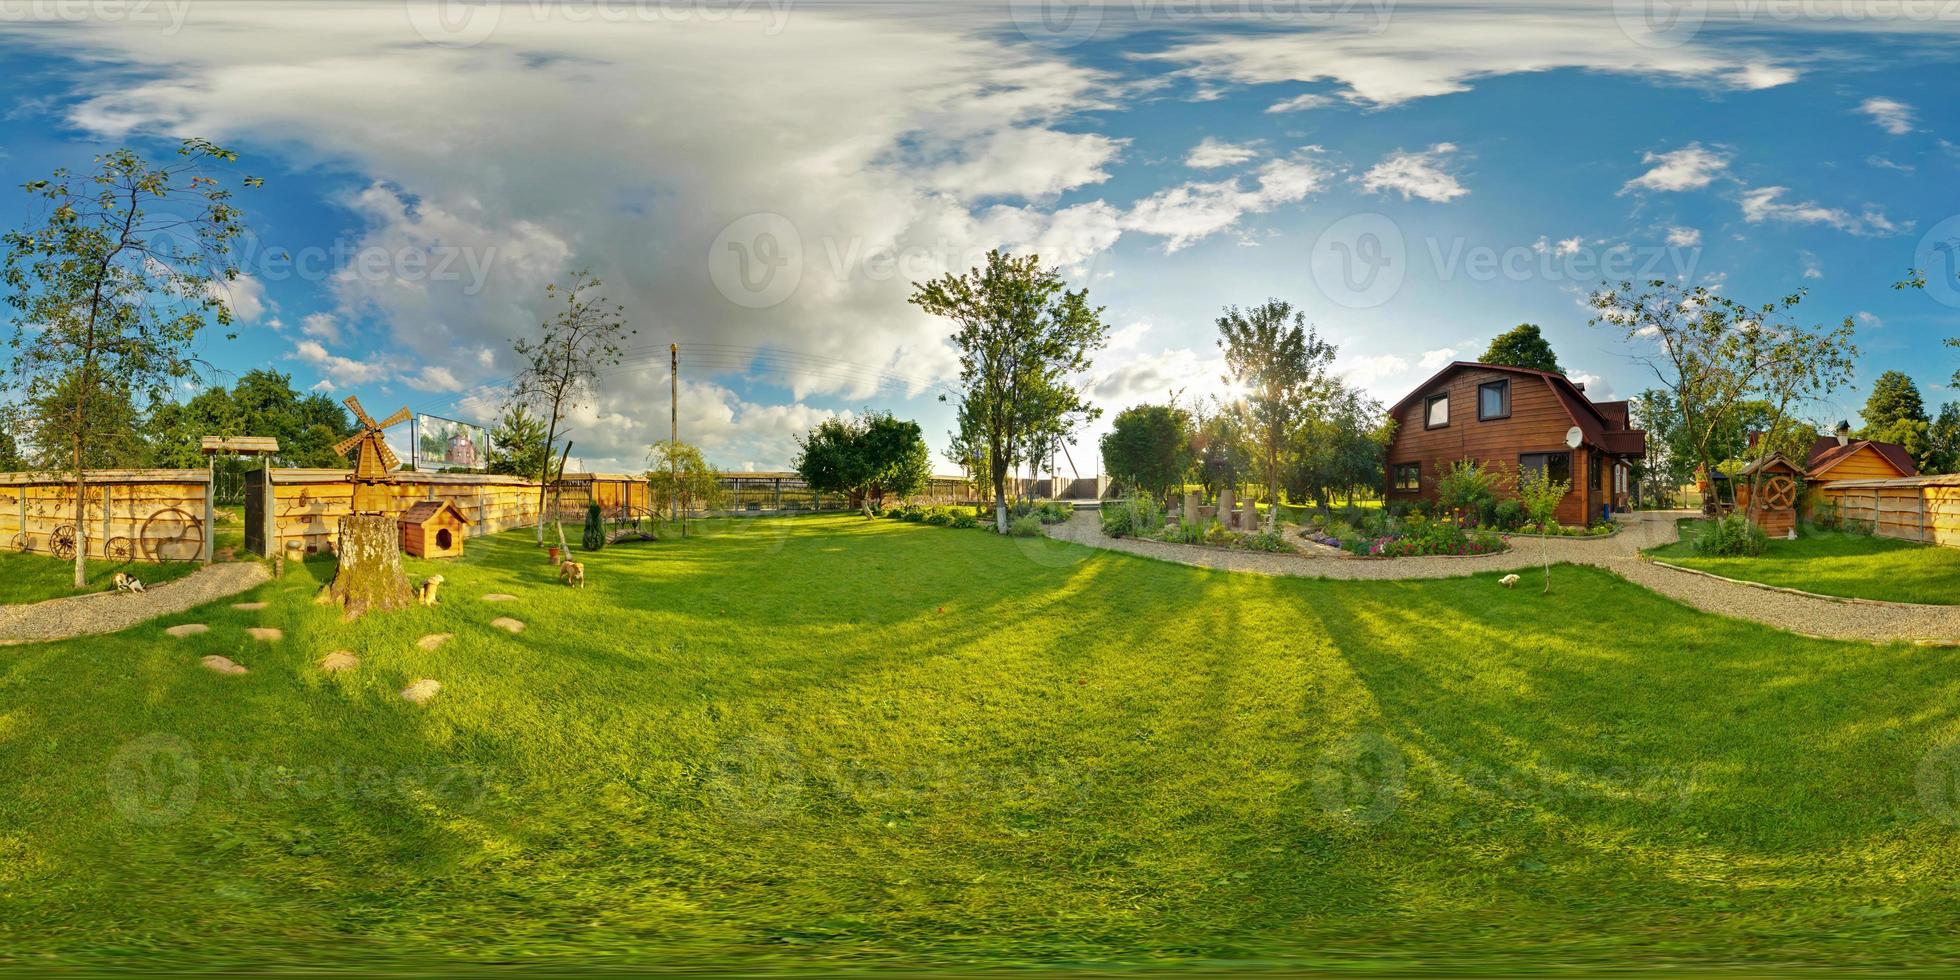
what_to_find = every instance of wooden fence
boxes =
[0,470,215,562]
[1809,475,1960,547]
[245,470,651,556]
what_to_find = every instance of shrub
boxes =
[1008,514,1044,537]
[1204,521,1240,547]
[1241,528,1291,552]
[1163,520,1207,545]
[923,507,952,526]
[1435,459,1503,521]
[1036,501,1074,525]
[1694,513,1768,557]
[1101,496,1163,539]
[1492,499,1525,530]
[951,512,980,529]
[581,503,605,552]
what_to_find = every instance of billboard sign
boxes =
[415,414,491,472]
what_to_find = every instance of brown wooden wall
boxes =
[0,470,212,562]
[1811,478,1960,547]
[1812,446,1909,483]
[1384,367,1597,525]
[253,471,647,555]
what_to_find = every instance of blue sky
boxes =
[1,1,1956,473]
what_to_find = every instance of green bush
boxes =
[1694,513,1768,557]
[1241,528,1291,552]
[951,512,980,530]
[1163,520,1207,545]
[1492,499,1525,530]
[581,503,605,552]
[1036,501,1074,525]
[1008,514,1045,537]
[1101,496,1163,539]
[1204,521,1240,547]
[1434,459,1503,521]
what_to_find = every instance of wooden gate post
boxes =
[202,464,216,565]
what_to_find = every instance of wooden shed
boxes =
[399,500,470,559]
[1736,454,1804,538]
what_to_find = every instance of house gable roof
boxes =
[399,499,472,526]
[1386,361,1646,456]
[1806,435,1917,479]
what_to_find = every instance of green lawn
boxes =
[5,514,1960,971]
[1646,519,1960,605]
[0,504,249,604]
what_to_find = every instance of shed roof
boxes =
[399,500,471,525]
[1806,435,1917,479]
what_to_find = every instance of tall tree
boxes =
[792,412,930,514]
[1480,323,1564,374]
[1216,299,1336,530]
[2,139,257,586]
[646,439,722,516]
[1926,403,1960,476]
[511,270,631,546]
[1589,280,1855,513]
[1858,369,1934,470]
[1100,402,1193,504]
[912,250,1108,532]
[1286,384,1387,512]
[26,370,150,469]
[487,404,550,477]
[1188,396,1249,503]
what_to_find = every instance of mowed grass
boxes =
[1646,518,1960,605]
[4,514,1960,971]
[0,505,248,604]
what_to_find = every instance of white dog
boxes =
[113,572,145,594]
[1499,573,1520,590]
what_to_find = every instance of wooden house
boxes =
[1805,431,1917,482]
[1735,454,1805,537]
[1382,362,1647,525]
[399,500,470,559]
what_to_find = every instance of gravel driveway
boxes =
[0,562,273,646]
[1049,510,1960,645]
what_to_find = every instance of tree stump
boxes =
[1183,491,1200,526]
[327,514,412,619]
[1217,488,1235,528]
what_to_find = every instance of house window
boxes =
[1519,452,1572,487]
[1424,393,1449,429]
[1392,462,1421,492]
[1477,380,1510,420]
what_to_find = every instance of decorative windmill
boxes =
[333,396,412,515]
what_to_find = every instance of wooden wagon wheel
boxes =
[1761,475,1798,510]
[141,508,204,562]
[48,524,79,561]
[9,532,28,553]
[104,536,134,561]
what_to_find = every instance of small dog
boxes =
[417,574,444,607]
[1499,573,1520,590]
[558,561,585,588]
[113,572,145,594]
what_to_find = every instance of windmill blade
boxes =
[343,396,376,429]
[332,432,366,457]
[377,407,412,429]
[377,440,402,472]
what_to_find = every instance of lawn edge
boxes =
[1645,557,1959,612]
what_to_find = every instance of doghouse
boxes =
[399,500,470,558]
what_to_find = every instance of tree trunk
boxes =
[328,514,412,619]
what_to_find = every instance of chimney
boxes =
[1573,382,1586,393]
[1835,420,1851,447]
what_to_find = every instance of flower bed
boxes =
[1304,511,1508,558]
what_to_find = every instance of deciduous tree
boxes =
[1217,299,1336,529]
[1,139,258,586]
[1480,323,1563,374]
[1100,402,1192,504]
[912,250,1108,532]
[512,270,631,545]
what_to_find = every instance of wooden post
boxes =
[263,466,277,557]
[101,485,112,558]
[202,463,216,565]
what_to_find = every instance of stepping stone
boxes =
[416,633,453,652]
[165,624,209,638]
[200,655,247,675]
[480,593,518,603]
[319,651,359,673]
[231,601,267,611]
[245,627,283,642]
[401,678,442,704]
[490,617,525,634]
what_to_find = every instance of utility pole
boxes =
[670,342,682,537]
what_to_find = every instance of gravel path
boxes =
[0,562,273,646]
[1049,510,1960,644]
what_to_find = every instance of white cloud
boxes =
[1340,353,1411,389]
[1739,187,1903,236]
[1123,153,1330,251]
[1359,143,1467,202]
[405,366,465,392]
[1800,250,1823,279]
[1184,136,1259,169]
[291,339,387,387]
[206,273,267,324]
[1859,97,1914,135]
[1666,226,1701,247]
[1622,143,1729,194]
[1146,8,1799,108]
[299,312,340,344]
[1856,310,1882,328]
[1265,92,1334,113]
[1417,347,1457,372]
[1867,155,1914,174]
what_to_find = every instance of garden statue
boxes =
[325,396,414,617]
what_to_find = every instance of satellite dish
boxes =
[1565,426,1583,449]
